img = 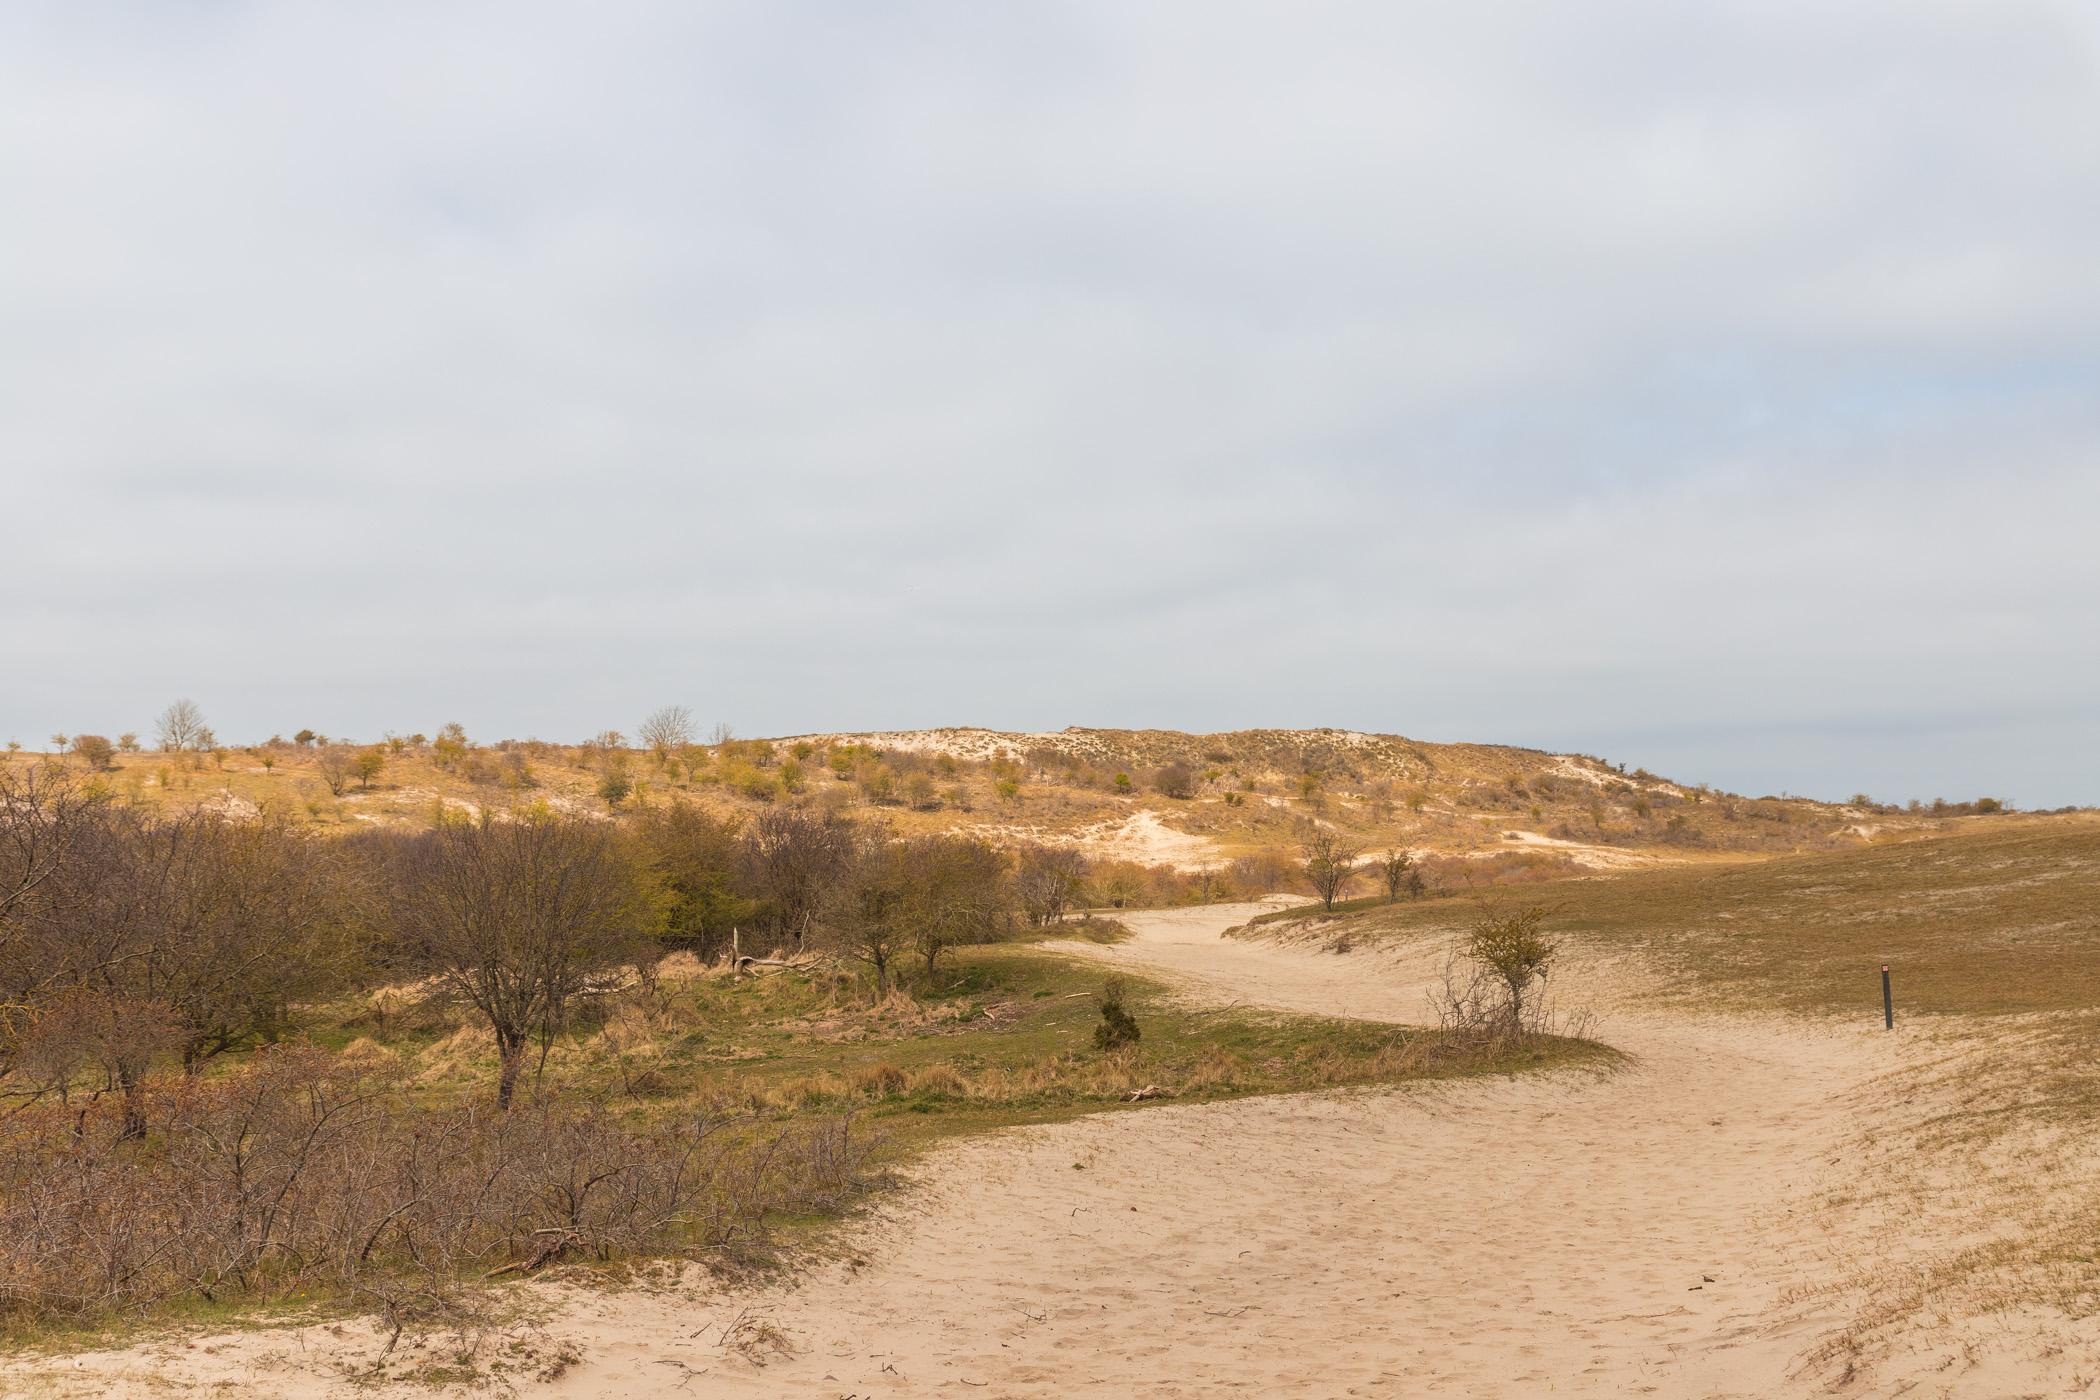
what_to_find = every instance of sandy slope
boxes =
[11,898,1937,1399]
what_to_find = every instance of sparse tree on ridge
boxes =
[353,748,386,789]
[315,747,355,797]
[155,699,208,753]
[639,705,694,761]
[69,735,116,772]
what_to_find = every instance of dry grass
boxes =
[1319,815,2100,1018]
[1788,1007,2100,1377]
[1250,815,2100,1380]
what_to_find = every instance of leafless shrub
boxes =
[739,808,855,951]
[67,735,116,772]
[393,810,653,1108]
[315,745,356,797]
[0,1049,872,1324]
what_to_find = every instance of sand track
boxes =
[8,901,1911,1397]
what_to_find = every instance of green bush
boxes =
[1093,975,1140,1051]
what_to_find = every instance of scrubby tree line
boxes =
[0,761,1193,1118]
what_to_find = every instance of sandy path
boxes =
[10,900,1899,1398]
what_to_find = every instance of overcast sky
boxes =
[3,2,2096,806]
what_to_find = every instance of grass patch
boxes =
[484,944,1606,1151]
[1035,914,1134,944]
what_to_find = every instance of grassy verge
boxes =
[370,942,1608,1152]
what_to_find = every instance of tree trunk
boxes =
[117,1064,149,1141]
[495,1030,526,1110]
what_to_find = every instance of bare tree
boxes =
[4,807,358,1129]
[395,812,652,1108]
[638,705,694,761]
[1379,848,1416,902]
[822,832,912,994]
[0,764,105,955]
[1300,830,1360,911]
[1013,844,1088,927]
[902,835,1008,977]
[155,699,208,753]
[314,746,355,797]
[739,808,855,950]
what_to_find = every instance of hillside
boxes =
[21,724,2030,882]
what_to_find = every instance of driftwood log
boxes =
[730,927,819,977]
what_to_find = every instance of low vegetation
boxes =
[0,754,1601,1341]
[1289,818,2100,1017]
[10,708,1982,878]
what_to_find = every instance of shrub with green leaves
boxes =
[1094,975,1140,1051]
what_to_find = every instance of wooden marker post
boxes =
[1881,963,1893,1030]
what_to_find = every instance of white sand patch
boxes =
[1069,809,1227,869]
[800,728,1054,762]
[968,810,1228,871]
[1491,828,1658,870]
[1550,754,1685,797]
[194,789,261,819]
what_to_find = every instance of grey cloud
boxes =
[2,1,2097,804]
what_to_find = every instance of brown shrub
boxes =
[0,1048,872,1324]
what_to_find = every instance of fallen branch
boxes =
[732,955,813,976]
[484,1227,583,1279]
